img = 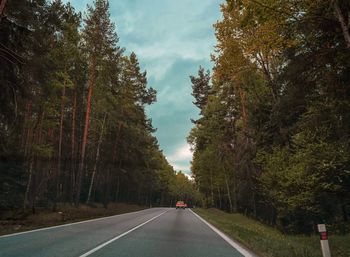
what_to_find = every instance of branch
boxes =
[0,52,16,64]
[0,43,25,64]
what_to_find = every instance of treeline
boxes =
[0,0,197,212]
[189,0,350,234]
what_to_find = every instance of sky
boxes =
[63,0,223,175]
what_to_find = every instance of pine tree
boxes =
[75,0,121,205]
[190,66,211,115]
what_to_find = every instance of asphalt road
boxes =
[0,208,253,257]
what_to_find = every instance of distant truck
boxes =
[175,201,187,209]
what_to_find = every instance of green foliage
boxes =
[189,0,350,234]
[0,0,186,211]
[190,66,211,114]
[169,172,198,204]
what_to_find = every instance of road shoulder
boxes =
[190,209,259,257]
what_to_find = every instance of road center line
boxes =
[189,209,257,257]
[79,210,169,257]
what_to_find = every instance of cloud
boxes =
[172,163,191,172]
[167,144,193,175]
[167,144,192,163]
[183,173,193,180]
[110,0,222,81]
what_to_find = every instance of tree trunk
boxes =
[21,101,31,152]
[23,159,34,210]
[70,89,77,203]
[86,113,107,204]
[75,57,96,206]
[233,82,248,129]
[0,0,7,17]
[23,101,33,158]
[333,0,350,48]
[210,169,214,207]
[255,52,277,101]
[232,173,238,212]
[223,170,233,213]
[24,108,44,210]
[217,187,222,209]
[115,175,120,202]
[111,123,122,202]
[103,168,111,208]
[56,84,66,208]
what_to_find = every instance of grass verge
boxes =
[0,203,147,236]
[193,208,350,257]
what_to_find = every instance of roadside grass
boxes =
[0,203,146,236]
[193,208,350,257]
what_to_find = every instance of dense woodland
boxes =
[0,0,198,212]
[189,0,350,234]
[1,0,350,237]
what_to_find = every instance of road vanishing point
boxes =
[0,208,256,257]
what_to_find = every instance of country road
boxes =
[0,208,255,257]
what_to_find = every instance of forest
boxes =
[189,0,350,234]
[1,0,350,238]
[0,0,197,213]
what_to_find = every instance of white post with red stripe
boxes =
[317,224,331,257]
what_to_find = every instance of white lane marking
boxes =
[79,210,168,257]
[0,208,162,239]
[189,209,258,257]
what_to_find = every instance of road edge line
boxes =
[0,208,154,239]
[189,209,258,257]
[79,210,168,257]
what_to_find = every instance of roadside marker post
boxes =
[317,224,331,257]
